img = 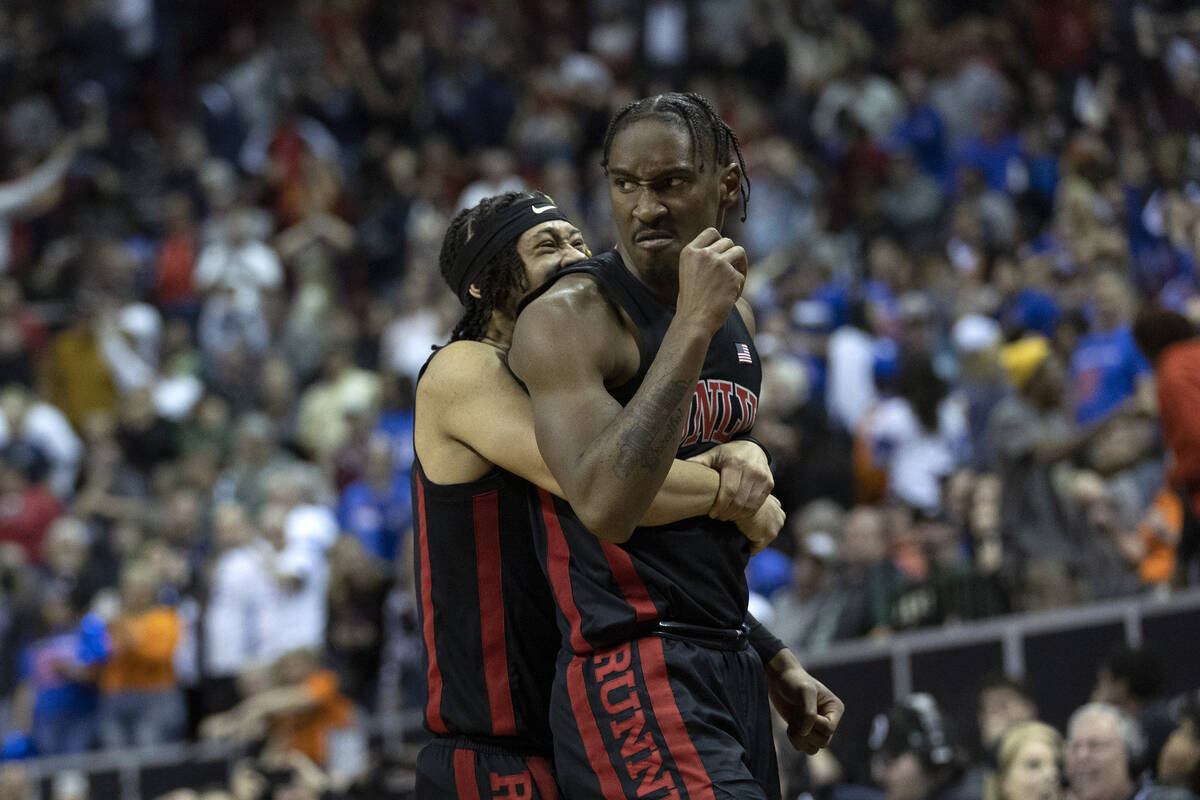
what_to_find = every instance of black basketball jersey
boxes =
[410,350,559,748]
[524,249,763,653]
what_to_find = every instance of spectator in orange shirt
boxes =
[201,648,355,770]
[98,562,184,748]
[1135,488,1183,587]
[1133,308,1200,586]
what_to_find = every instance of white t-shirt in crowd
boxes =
[869,395,969,512]
[826,326,878,433]
[194,239,283,312]
[0,401,82,500]
[258,535,329,663]
[203,544,270,677]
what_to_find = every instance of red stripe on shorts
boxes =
[566,655,627,800]
[539,489,589,653]
[599,540,657,622]
[528,756,560,799]
[453,748,481,800]
[415,476,447,733]
[473,490,517,736]
[638,637,716,800]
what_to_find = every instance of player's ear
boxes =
[468,284,483,300]
[717,162,741,210]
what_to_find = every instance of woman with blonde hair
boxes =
[985,721,1064,800]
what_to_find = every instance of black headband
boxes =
[448,192,570,304]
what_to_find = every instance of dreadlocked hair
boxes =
[438,191,531,343]
[600,92,751,221]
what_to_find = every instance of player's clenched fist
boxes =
[676,227,748,336]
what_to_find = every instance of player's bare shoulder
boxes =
[512,272,637,383]
[522,271,610,321]
[417,340,510,406]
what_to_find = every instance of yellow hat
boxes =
[1000,336,1051,390]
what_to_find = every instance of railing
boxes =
[12,590,1200,797]
[11,710,423,800]
[16,740,246,800]
[801,587,1200,781]
[803,586,1200,690]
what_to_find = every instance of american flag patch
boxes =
[735,343,753,364]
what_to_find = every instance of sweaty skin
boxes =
[509,120,760,542]
[416,219,780,544]
[509,116,842,749]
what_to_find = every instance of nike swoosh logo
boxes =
[531,205,555,213]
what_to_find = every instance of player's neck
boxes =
[481,314,514,351]
[616,243,679,306]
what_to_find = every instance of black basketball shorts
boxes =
[415,736,560,799]
[548,635,780,800]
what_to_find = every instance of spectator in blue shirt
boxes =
[1069,271,1155,425]
[994,253,1062,340]
[953,104,1023,195]
[337,436,410,562]
[891,69,950,188]
[15,591,109,756]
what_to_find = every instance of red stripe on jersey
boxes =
[599,541,658,623]
[473,490,516,736]
[638,637,716,800]
[453,747,482,800]
[528,756,560,799]
[566,656,627,800]
[415,476,447,733]
[539,489,589,653]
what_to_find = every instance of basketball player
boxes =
[413,190,785,798]
[509,94,844,799]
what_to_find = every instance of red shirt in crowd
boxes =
[0,484,62,564]
[1156,339,1200,516]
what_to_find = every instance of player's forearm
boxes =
[746,611,787,665]
[639,460,721,526]
[564,320,710,541]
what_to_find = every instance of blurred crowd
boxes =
[0,0,1199,795]
[0,645,1196,800]
[771,647,1200,800]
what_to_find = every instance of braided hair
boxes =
[438,192,531,343]
[600,92,751,221]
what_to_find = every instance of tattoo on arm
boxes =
[612,380,690,479]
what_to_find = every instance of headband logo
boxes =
[448,193,570,304]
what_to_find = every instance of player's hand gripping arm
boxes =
[509,229,748,542]
[687,437,775,521]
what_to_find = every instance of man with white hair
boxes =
[0,385,81,500]
[1066,702,1194,800]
